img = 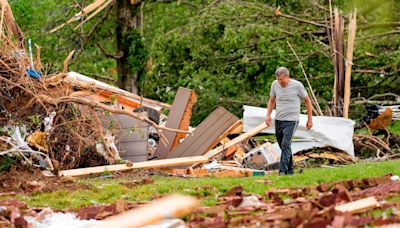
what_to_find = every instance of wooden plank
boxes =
[66,72,170,110]
[205,122,268,159]
[167,107,239,158]
[221,138,238,158]
[172,90,197,150]
[96,195,199,228]
[59,156,209,177]
[229,121,243,135]
[343,9,357,118]
[208,120,242,152]
[155,87,194,159]
[335,197,379,214]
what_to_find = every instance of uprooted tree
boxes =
[0,0,184,172]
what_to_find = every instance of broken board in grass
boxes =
[167,106,239,159]
[59,156,209,177]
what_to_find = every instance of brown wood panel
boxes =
[167,107,239,158]
[155,87,193,159]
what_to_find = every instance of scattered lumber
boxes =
[59,156,209,177]
[221,138,238,158]
[66,71,170,111]
[96,195,199,228]
[335,196,379,214]
[205,122,268,159]
[229,121,243,135]
[167,168,261,177]
[210,120,243,152]
[60,122,268,177]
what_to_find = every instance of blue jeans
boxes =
[275,120,298,175]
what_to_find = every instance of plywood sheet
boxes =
[167,107,239,158]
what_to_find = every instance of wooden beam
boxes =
[96,195,199,228]
[221,138,238,158]
[66,72,171,110]
[335,196,379,214]
[205,122,268,159]
[343,9,357,118]
[229,121,243,135]
[172,90,197,150]
[59,156,209,177]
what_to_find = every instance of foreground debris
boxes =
[1,174,399,227]
[188,174,400,227]
[0,194,197,228]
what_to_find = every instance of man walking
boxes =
[265,67,313,175]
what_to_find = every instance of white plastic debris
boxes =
[203,159,220,170]
[238,195,264,208]
[44,112,57,132]
[391,175,399,182]
[25,212,105,228]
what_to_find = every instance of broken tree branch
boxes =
[343,9,357,118]
[287,41,323,116]
[63,50,75,74]
[37,95,191,144]
[275,7,328,28]
[96,43,123,60]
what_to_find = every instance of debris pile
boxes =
[0,0,173,174]
[188,174,400,227]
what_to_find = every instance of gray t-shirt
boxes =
[270,79,308,121]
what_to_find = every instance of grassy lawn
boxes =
[14,159,400,209]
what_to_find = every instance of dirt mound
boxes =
[0,165,88,193]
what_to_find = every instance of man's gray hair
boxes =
[275,67,289,77]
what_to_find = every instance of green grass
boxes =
[12,159,400,209]
[388,120,400,135]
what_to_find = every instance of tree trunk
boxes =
[116,0,142,93]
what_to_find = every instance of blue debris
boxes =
[26,68,42,79]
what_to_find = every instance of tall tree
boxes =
[115,0,143,93]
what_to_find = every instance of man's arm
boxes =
[304,96,313,130]
[265,96,276,127]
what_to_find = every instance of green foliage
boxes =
[145,0,335,123]
[9,0,400,125]
[0,156,17,172]
[10,0,117,81]
[125,30,148,75]
[388,120,400,135]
